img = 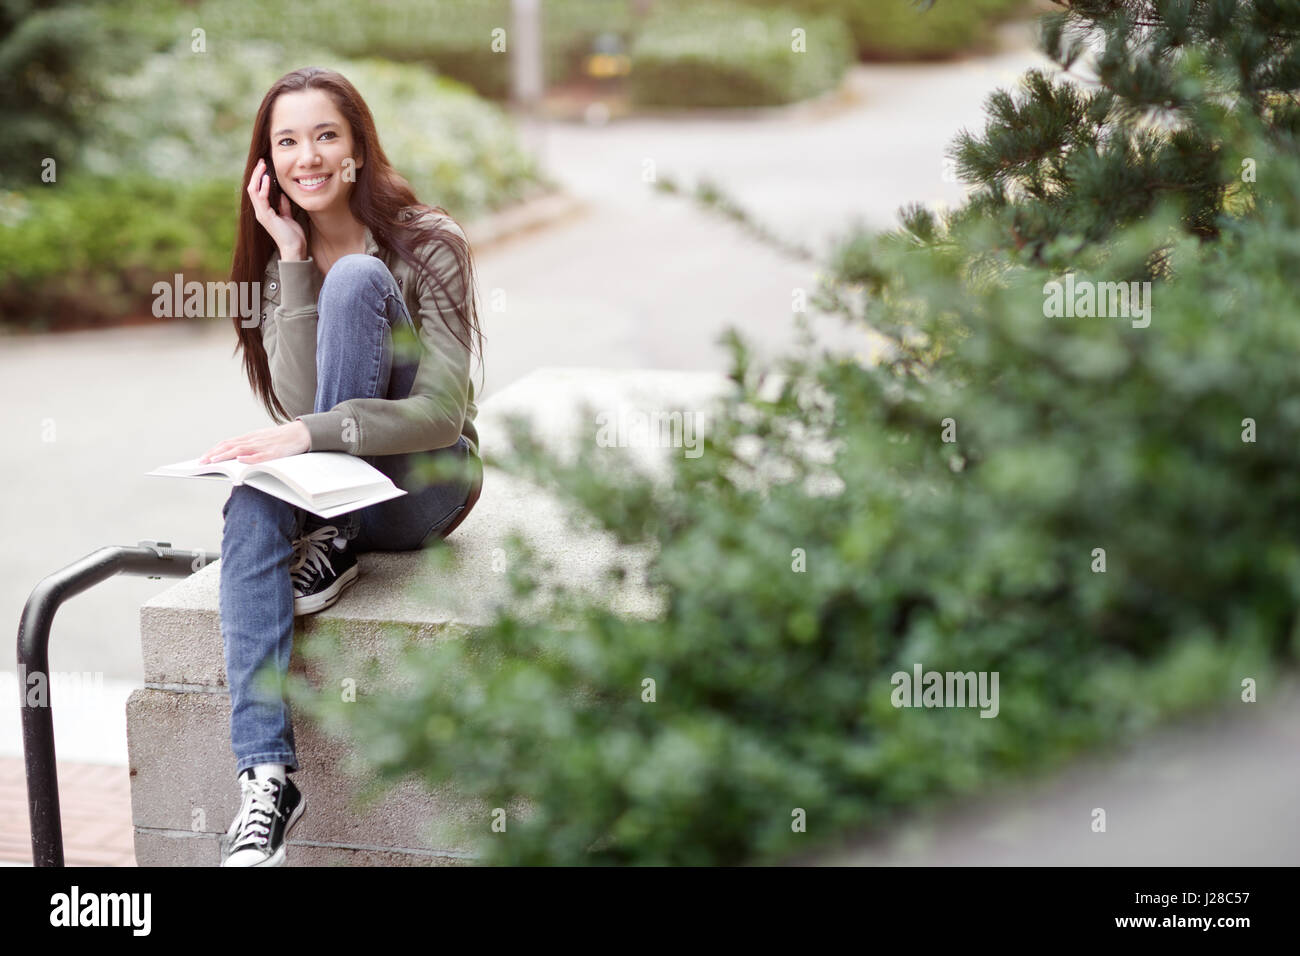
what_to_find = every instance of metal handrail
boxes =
[16,539,220,866]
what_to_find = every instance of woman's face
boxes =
[267,88,362,216]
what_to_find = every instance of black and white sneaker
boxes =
[221,769,305,867]
[290,523,359,616]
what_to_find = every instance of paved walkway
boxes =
[799,682,1300,866]
[0,757,135,866]
[2,22,1063,865]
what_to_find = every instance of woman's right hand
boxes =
[247,158,307,261]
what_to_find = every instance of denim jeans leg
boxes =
[219,484,303,776]
[310,253,416,542]
[347,435,481,553]
[305,252,482,552]
[219,255,422,777]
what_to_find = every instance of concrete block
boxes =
[131,828,221,867]
[127,688,491,855]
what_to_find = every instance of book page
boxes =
[146,457,250,480]
[242,471,407,519]
[259,452,387,496]
[146,452,397,513]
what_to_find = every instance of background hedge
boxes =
[0,25,549,330]
[626,1,855,108]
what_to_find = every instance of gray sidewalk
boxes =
[798,682,1300,866]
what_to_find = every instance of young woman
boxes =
[198,66,485,867]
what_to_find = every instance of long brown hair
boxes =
[229,66,484,423]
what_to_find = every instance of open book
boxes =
[147,452,406,519]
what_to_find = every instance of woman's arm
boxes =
[297,216,473,457]
[250,158,319,424]
[267,254,323,425]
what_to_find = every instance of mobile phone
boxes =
[264,157,286,210]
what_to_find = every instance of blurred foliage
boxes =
[0,175,238,331]
[291,89,1300,865]
[105,0,638,101]
[84,0,1029,110]
[738,0,1032,60]
[0,0,1035,192]
[74,37,548,211]
[943,0,1300,266]
[0,0,145,187]
[0,15,549,329]
[626,1,855,108]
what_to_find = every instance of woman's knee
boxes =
[319,254,391,307]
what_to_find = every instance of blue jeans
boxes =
[218,254,480,776]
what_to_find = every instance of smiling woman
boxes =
[207,66,486,868]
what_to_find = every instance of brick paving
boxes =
[0,756,135,866]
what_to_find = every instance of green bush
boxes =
[76,37,547,216]
[0,0,148,187]
[116,0,637,101]
[163,0,856,106]
[288,100,1299,864]
[626,1,855,108]
[178,0,518,99]
[1,31,551,329]
[943,2,1300,265]
[0,176,238,331]
[737,0,1032,61]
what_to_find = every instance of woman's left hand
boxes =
[199,421,311,465]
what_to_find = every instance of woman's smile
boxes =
[294,172,332,192]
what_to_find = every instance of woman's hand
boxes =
[199,421,311,465]
[248,158,307,260]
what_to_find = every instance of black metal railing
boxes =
[16,540,219,866]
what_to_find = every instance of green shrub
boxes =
[737,0,1032,61]
[0,0,148,187]
[0,176,238,331]
[76,37,548,217]
[288,102,1300,864]
[117,0,637,101]
[945,2,1300,265]
[626,1,855,108]
[1,31,551,329]
[178,0,516,99]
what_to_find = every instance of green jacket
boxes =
[258,208,478,458]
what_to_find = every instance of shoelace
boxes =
[231,777,280,850]
[289,524,341,591]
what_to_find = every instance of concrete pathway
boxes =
[798,682,1300,866]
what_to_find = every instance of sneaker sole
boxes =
[293,562,359,616]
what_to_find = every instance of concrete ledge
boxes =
[128,367,734,865]
[127,687,488,860]
[131,829,472,867]
[139,467,653,689]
